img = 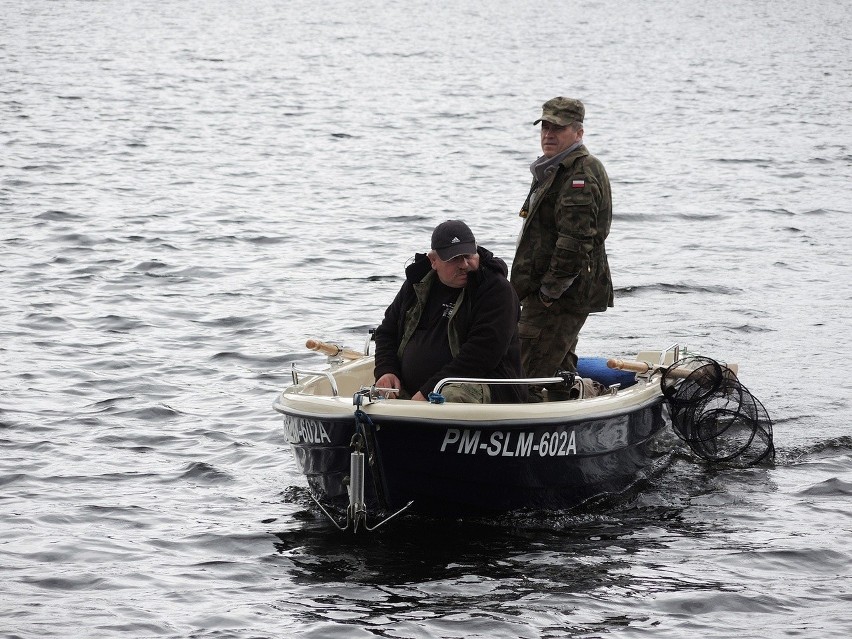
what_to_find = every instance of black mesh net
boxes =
[661,356,775,465]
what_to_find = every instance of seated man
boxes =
[374,220,526,403]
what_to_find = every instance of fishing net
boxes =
[661,356,774,465]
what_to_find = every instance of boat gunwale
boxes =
[274,383,665,426]
[275,352,669,423]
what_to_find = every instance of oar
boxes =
[306,338,364,360]
[606,358,738,380]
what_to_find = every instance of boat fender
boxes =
[428,392,446,404]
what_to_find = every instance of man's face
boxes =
[540,121,582,158]
[429,252,480,288]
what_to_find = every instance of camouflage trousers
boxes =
[398,383,491,403]
[518,295,589,378]
[441,383,491,403]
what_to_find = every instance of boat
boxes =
[273,338,697,531]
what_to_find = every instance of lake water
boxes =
[2,0,851,637]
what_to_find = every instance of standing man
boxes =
[374,220,526,403]
[510,97,613,397]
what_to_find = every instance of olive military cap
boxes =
[533,97,585,126]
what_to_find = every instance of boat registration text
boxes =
[440,428,576,457]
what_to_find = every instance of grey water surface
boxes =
[2,1,851,637]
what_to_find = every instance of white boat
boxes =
[273,340,743,531]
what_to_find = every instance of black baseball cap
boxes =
[431,220,477,261]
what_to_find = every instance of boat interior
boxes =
[284,345,681,402]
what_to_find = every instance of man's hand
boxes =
[411,391,426,401]
[375,373,402,399]
[538,290,555,307]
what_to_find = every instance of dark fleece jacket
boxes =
[374,246,527,403]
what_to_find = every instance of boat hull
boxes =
[279,391,667,515]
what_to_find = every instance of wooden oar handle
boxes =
[606,358,738,380]
[305,338,364,360]
[607,358,652,374]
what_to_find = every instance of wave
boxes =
[616,282,741,297]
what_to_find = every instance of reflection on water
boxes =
[270,475,726,636]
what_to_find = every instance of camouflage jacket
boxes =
[510,144,614,313]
